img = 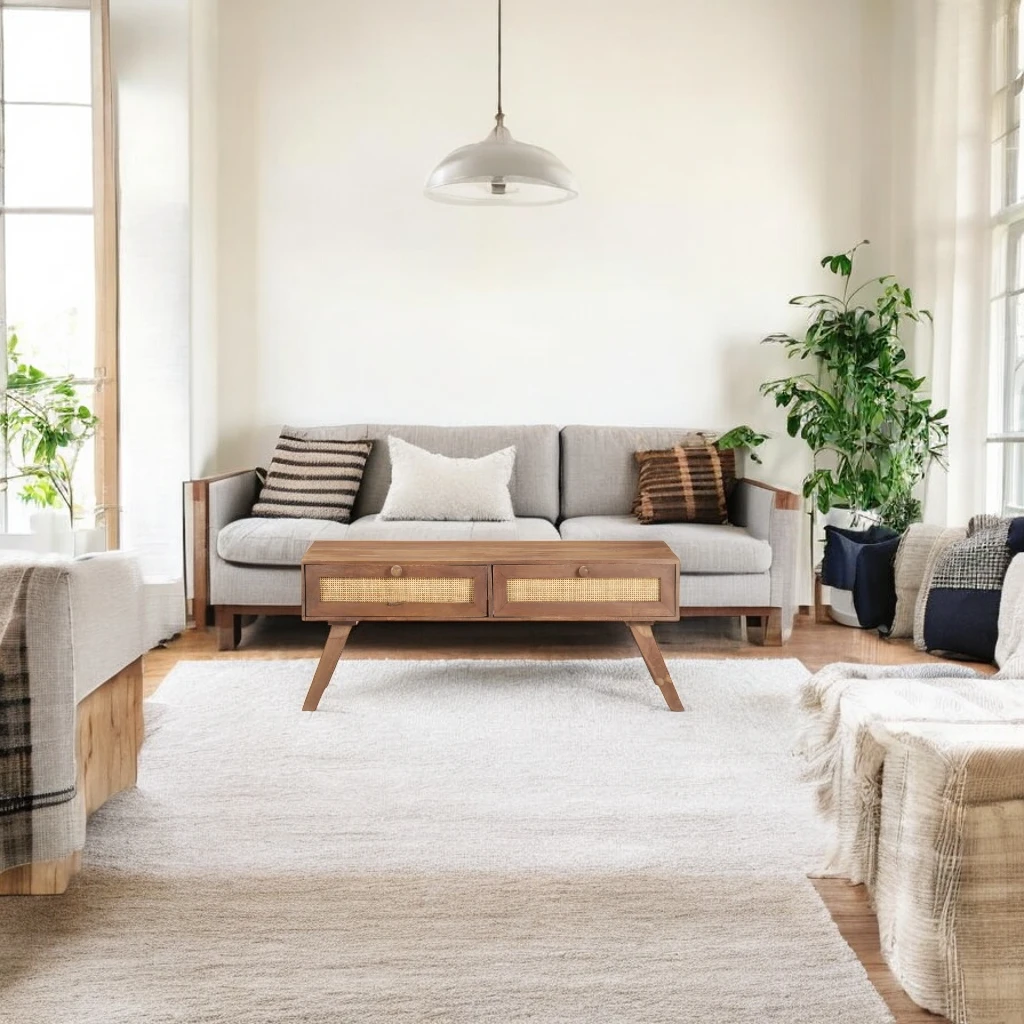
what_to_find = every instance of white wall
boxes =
[199,0,872,500]
[110,0,191,639]
[189,0,220,478]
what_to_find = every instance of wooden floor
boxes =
[145,612,952,1024]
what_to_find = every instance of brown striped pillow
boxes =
[632,444,735,525]
[252,433,373,522]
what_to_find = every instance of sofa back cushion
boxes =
[560,426,711,519]
[276,425,560,522]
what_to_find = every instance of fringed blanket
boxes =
[797,662,985,805]
[869,722,1024,1024]
[796,662,985,875]
[0,560,82,872]
[832,679,1024,888]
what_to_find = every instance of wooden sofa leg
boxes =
[761,609,783,647]
[216,607,242,651]
[80,659,144,815]
[0,852,82,896]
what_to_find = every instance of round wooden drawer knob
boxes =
[578,565,590,577]
[391,565,403,577]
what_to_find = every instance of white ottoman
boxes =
[831,680,1024,888]
[871,722,1024,1024]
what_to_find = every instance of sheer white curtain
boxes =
[884,0,993,524]
[109,0,190,645]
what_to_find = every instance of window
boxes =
[0,0,99,533]
[990,0,1024,512]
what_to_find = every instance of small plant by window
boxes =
[1,332,98,527]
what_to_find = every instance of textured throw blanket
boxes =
[996,553,1024,677]
[0,561,80,872]
[867,721,1024,1024]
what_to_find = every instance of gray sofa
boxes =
[189,425,800,649]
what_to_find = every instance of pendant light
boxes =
[424,0,578,206]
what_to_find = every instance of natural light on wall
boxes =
[0,4,96,534]
[990,0,1024,514]
[109,0,190,644]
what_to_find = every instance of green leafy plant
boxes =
[759,241,948,530]
[876,492,922,535]
[715,425,769,465]
[1,332,99,527]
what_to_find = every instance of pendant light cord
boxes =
[496,0,503,120]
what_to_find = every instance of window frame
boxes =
[0,0,117,542]
[989,0,1024,513]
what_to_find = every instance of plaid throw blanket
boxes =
[0,560,81,872]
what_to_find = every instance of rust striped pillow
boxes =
[632,444,735,524]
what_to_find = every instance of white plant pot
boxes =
[823,507,881,531]
[29,510,74,556]
[828,586,863,628]
[74,526,106,557]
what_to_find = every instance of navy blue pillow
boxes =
[852,534,901,631]
[923,589,1002,662]
[821,524,900,590]
[1007,516,1024,555]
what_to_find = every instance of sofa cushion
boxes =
[252,432,372,522]
[633,444,735,525]
[347,515,559,541]
[379,437,515,522]
[558,515,771,574]
[561,425,711,519]
[217,517,349,567]
[272,425,560,522]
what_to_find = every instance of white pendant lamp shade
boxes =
[425,116,577,206]
[425,1,577,206]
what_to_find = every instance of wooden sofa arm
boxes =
[740,477,802,511]
[186,470,258,630]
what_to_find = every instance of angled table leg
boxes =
[627,623,684,711]
[302,622,357,712]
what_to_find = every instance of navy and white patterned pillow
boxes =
[923,516,1022,661]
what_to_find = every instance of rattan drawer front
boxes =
[320,577,475,604]
[506,577,661,604]
[303,563,489,620]
[492,561,678,621]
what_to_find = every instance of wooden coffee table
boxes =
[300,541,684,712]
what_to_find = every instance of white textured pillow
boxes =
[888,524,948,638]
[378,437,516,521]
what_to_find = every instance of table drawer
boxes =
[303,562,489,619]
[491,561,678,620]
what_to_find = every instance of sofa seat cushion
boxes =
[347,515,559,541]
[558,515,771,574]
[217,517,350,567]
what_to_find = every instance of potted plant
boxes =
[760,241,949,624]
[715,425,769,465]
[0,333,100,553]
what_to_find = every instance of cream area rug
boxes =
[1,658,894,1023]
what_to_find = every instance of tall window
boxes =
[991,0,1024,513]
[0,0,96,532]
